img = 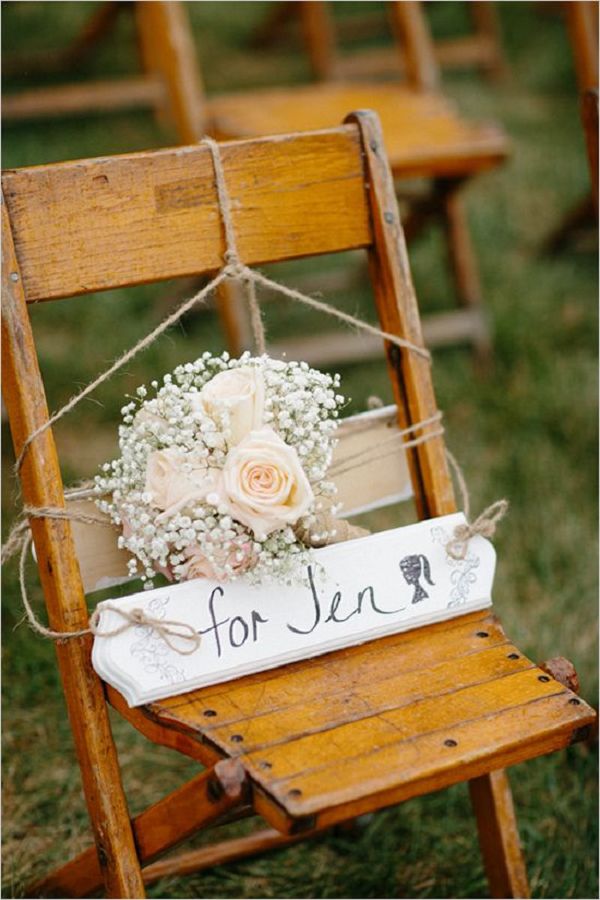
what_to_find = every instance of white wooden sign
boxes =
[92,513,496,707]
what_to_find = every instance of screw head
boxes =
[203,709,217,717]
[384,211,395,224]
[230,734,244,743]
[538,675,550,683]
[569,698,581,706]
[476,631,489,638]
[444,738,458,748]
[10,272,19,282]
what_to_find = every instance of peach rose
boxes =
[196,367,265,445]
[144,448,219,518]
[220,427,314,539]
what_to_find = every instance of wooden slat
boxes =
[252,691,592,833]
[202,643,533,757]
[2,76,165,120]
[150,610,506,720]
[2,127,370,303]
[210,84,509,179]
[68,405,412,594]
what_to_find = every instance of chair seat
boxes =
[209,83,509,179]
[109,608,594,834]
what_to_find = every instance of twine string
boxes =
[4,137,505,651]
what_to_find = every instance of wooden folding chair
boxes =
[207,1,510,366]
[544,0,599,251]
[2,1,204,144]
[250,1,508,83]
[3,112,594,899]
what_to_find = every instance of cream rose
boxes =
[197,367,265,445]
[144,448,219,519]
[220,427,314,539]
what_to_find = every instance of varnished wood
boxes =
[130,609,593,838]
[29,760,247,898]
[469,770,530,899]
[142,828,309,885]
[1,199,144,898]
[348,110,454,519]
[2,129,370,302]
[210,83,508,180]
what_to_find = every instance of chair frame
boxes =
[230,0,507,366]
[2,1,205,145]
[252,0,508,83]
[3,112,589,899]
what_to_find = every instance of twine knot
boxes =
[446,499,509,561]
[89,603,201,655]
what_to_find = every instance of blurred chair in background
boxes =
[3,1,204,143]
[3,0,509,366]
[544,0,598,250]
[210,1,509,367]
[251,0,508,83]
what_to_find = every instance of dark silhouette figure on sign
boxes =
[399,554,435,604]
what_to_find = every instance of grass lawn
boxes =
[1,2,597,898]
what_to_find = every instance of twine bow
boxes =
[445,499,509,561]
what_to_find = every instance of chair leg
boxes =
[135,0,206,143]
[469,2,509,83]
[438,179,493,367]
[469,770,530,899]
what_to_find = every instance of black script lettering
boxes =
[364,585,405,615]
[229,615,249,648]
[287,565,321,635]
[197,587,229,658]
[326,590,360,623]
[251,610,268,641]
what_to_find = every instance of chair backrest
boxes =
[2,112,455,623]
[298,1,440,91]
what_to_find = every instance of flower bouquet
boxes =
[95,353,346,586]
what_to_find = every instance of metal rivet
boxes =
[569,698,581,705]
[230,734,244,743]
[508,653,519,660]
[10,272,19,282]
[538,675,550,682]
[476,631,489,638]
[288,788,302,798]
[259,760,272,770]
[384,211,395,224]
[203,709,217,717]
[444,739,458,748]
[369,139,378,152]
